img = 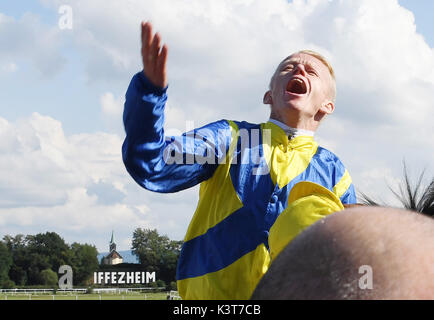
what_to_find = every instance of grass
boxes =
[0,292,172,300]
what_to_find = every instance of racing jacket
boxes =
[122,71,357,299]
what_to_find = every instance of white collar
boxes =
[268,118,315,138]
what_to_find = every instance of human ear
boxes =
[320,100,334,115]
[263,91,273,105]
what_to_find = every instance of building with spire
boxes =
[102,231,123,265]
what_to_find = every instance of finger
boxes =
[141,21,146,51]
[156,44,168,83]
[141,21,146,41]
[141,22,146,59]
[149,32,161,71]
[141,22,153,59]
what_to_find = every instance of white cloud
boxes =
[0,114,149,249]
[100,92,124,117]
[0,12,66,77]
[39,0,434,128]
[0,112,197,250]
[0,62,17,73]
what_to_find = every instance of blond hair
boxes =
[269,50,337,102]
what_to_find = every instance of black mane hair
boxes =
[359,163,434,218]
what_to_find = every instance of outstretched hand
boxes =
[141,21,168,89]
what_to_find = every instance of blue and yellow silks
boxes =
[122,72,357,300]
[268,181,345,260]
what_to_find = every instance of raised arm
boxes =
[122,22,232,193]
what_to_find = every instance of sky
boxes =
[0,0,433,253]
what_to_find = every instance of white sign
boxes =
[93,271,156,285]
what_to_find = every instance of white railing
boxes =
[0,288,54,294]
[92,287,166,294]
[0,287,166,296]
[168,290,181,300]
[57,288,87,294]
[0,288,176,301]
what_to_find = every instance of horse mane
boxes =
[359,163,434,218]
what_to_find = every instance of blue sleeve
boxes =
[122,72,232,193]
[340,183,357,204]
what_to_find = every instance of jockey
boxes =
[122,21,357,299]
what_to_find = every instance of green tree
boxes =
[3,232,72,286]
[159,240,182,283]
[3,234,30,285]
[26,252,50,284]
[70,242,99,285]
[132,229,166,272]
[2,279,15,289]
[8,265,26,286]
[26,232,72,272]
[0,241,13,286]
[39,268,58,286]
[131,228,182,283]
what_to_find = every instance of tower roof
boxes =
[110,230,114,244]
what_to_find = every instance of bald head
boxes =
[252,207,434,300]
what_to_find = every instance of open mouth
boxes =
[286,77,308,95]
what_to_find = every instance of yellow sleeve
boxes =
[268,181,345,260]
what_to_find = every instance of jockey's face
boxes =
[264,53,334,130]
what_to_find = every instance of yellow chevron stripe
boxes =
[177,243,271,300]
[183,120,243,242]
[333,169,352,199]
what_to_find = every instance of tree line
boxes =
[0,232,99,288]
[0,228,182,288]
